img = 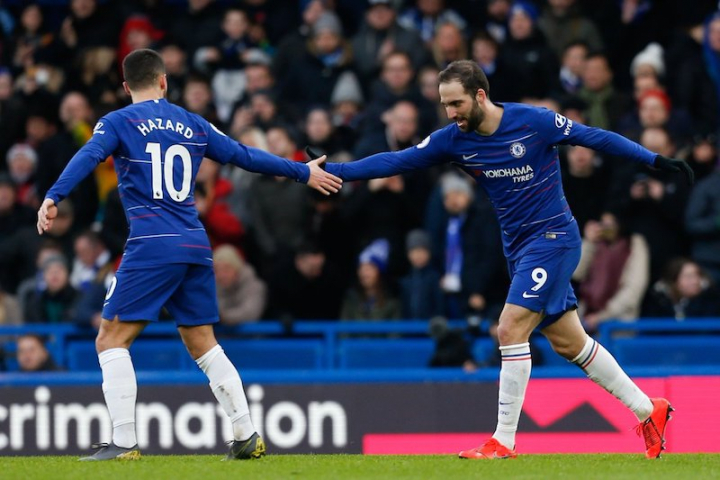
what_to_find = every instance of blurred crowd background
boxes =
[1,0,720,355]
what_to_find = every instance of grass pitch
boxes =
[4,454,720,480]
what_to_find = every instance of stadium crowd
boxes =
[1,0,720,342]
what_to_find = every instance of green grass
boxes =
[4,454,720,480]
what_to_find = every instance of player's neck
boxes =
[476,102,504,136]
[130,88,165,104]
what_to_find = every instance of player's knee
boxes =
[496,323,524,346]
[549,337,582,360]
[95,326,132,353]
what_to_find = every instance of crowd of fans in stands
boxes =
[1,0,720,341]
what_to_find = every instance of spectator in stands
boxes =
[206,12,272,124]
[578,52,631,130]
[351,0,428,86]
[272,0,326,81]
[0,286,21,325]
[214,245,266,325]
[574,211,650,331]
[0,69,27,162]
[159,42,188,105]
[16,334,61,372]
[168,0,223,61]
[268,241,345,320]
[8,3,54,74]
[181,73,220,126]
[417,64,448,128]
[59,91,117,212]
[343,173,419,277]
[430,21,467,70]
[0,173,35,238]
[220,127,267,229]
[665,13,718,135]
[618,88,694,146]
[482,0,511,45]
[428,315,478,371]
[248,134,311,276]
[685,163,720,284]
[239,61,277,108]
[400,229,443,319]
[56,0,120,60]
[304,189,355,283]
[195,159,245,249]
[558,41,588,96]
[398,0,466,46]
[304,107,353,161]
[99,187,128,258]
[194,8,255,74]
[117,15,163,71]
[341,238,401,320]
[500,1,559,100]
[641,258,720,320]
[249,91,287,132]
[364,51,437,136]
[69,230,111,292]
[426,173,505,320]
[355,100,421,158]
[537,0,603,59]
[702,11,720,115]
[560,145,610,231]
[15,241,63,313]
[29,110,98,229]
[280,11,359,112]
[330,72,365,133]
[22,254,79,323]
[471,31,519,103]
[684,133,718,183]
[616,127,691,281]
[6,142,38,208]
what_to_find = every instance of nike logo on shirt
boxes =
[463,153,479,160]
[522,292,539,298]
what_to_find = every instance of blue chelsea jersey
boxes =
[325,103,656,260]
[46,98,310,268]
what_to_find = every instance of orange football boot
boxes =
[637,397,674,459]
[458,438,518,459]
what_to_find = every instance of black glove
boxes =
[305,146,325,169]
[653,155,694,185]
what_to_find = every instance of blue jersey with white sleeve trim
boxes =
[46,98,310,268]
[325,103,656,261]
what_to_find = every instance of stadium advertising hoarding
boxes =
[0,377,718,455]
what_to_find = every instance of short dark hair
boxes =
[122,49,165,91]
[438,60,490,97]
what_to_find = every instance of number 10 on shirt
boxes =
[146,142,192,202]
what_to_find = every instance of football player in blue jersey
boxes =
[36,49,342,461]
[320,60,691,459]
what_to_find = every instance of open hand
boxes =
[306,155,342,195]
[37,198,57,235]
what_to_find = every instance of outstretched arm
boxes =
[317,133,448,181]
[39,120,118,234]
[203,121,341,195]
[534,108,694,184]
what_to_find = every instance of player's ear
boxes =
[476,89,487,103]
[122,81,131,97]
[159,74,168,93]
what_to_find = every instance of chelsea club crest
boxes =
[510,142,526,158]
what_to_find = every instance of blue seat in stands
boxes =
[221,339,325,370]
[611,336,720,366]
[471,338,497,364]
[337,338,435,369]
[67,340,190,371]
